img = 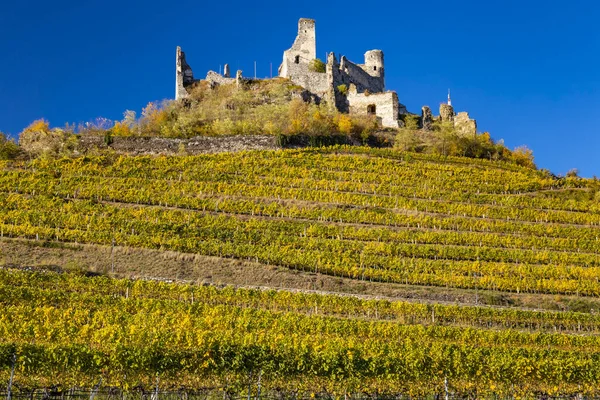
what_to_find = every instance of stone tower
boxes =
[364,50,384,78]
[295,18,317,62]
[279,18,316,78]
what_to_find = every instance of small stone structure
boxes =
[175,18,478,133]
[346,85,400,128]
[235,70,244,87]
[439,104,455,122]
[437,104,478,135]
[454,112,477,136]
[421,106,433,130]
[206,71,235,86]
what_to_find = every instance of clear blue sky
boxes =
[1,0,598,176]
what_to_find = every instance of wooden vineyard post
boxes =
[257,370,262,400]
[111,238,115,273]
[7,353,16,400]
[444,376,449,400]
[89,378,102,400]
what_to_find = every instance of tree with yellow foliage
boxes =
[18,119,77,157]
[140,102,169,135]
[511,145,536,169]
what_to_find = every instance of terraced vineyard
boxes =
[1,146,600,397]
[3,268,600,397]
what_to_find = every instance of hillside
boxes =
[1,147,600,397]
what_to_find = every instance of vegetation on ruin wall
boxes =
[308,58,326,73]
[3,268,600,397]
[396,115,536,169]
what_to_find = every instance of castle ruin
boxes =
[176,18,476,134]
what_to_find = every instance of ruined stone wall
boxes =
[78,135,278,155]
[338,56,385,94]
[421,106,433,130]
[206,71,236,86]
[454,112,477,136]
[279,19,385,98]
[176,47,195,100]
[439,104,455,122]
[347,88,400,128]
[326,53,345,111]
[283,63,329,96]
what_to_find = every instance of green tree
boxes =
[0,132,20,160]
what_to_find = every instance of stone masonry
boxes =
[176,47,194,100]
[346,85,400,128]
[278,19,329,96]
[454,112,477,136]
[437,104,478,135]
[439,104,455,122]
[206,71,235,86]
[421,106,433,130]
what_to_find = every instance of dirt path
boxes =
[2,236,598,314]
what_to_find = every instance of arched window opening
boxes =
[367,104,376,115]
[295,55,300,64]
[373,66,377,71]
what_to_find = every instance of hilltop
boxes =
[1,17,538,170]
[2,75,535,170]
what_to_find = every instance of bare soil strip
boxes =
[2,237,598,314]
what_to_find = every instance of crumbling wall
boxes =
[176,47,195,100]
[78,135,278,155]
[439,104,455,122]
[347,87,400,128]
[454,112,477,136]
[337,56,385,94]
[326,53,346,111]
[284,67,328,96]
[421,106,433,130]
[206,71,235,86]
